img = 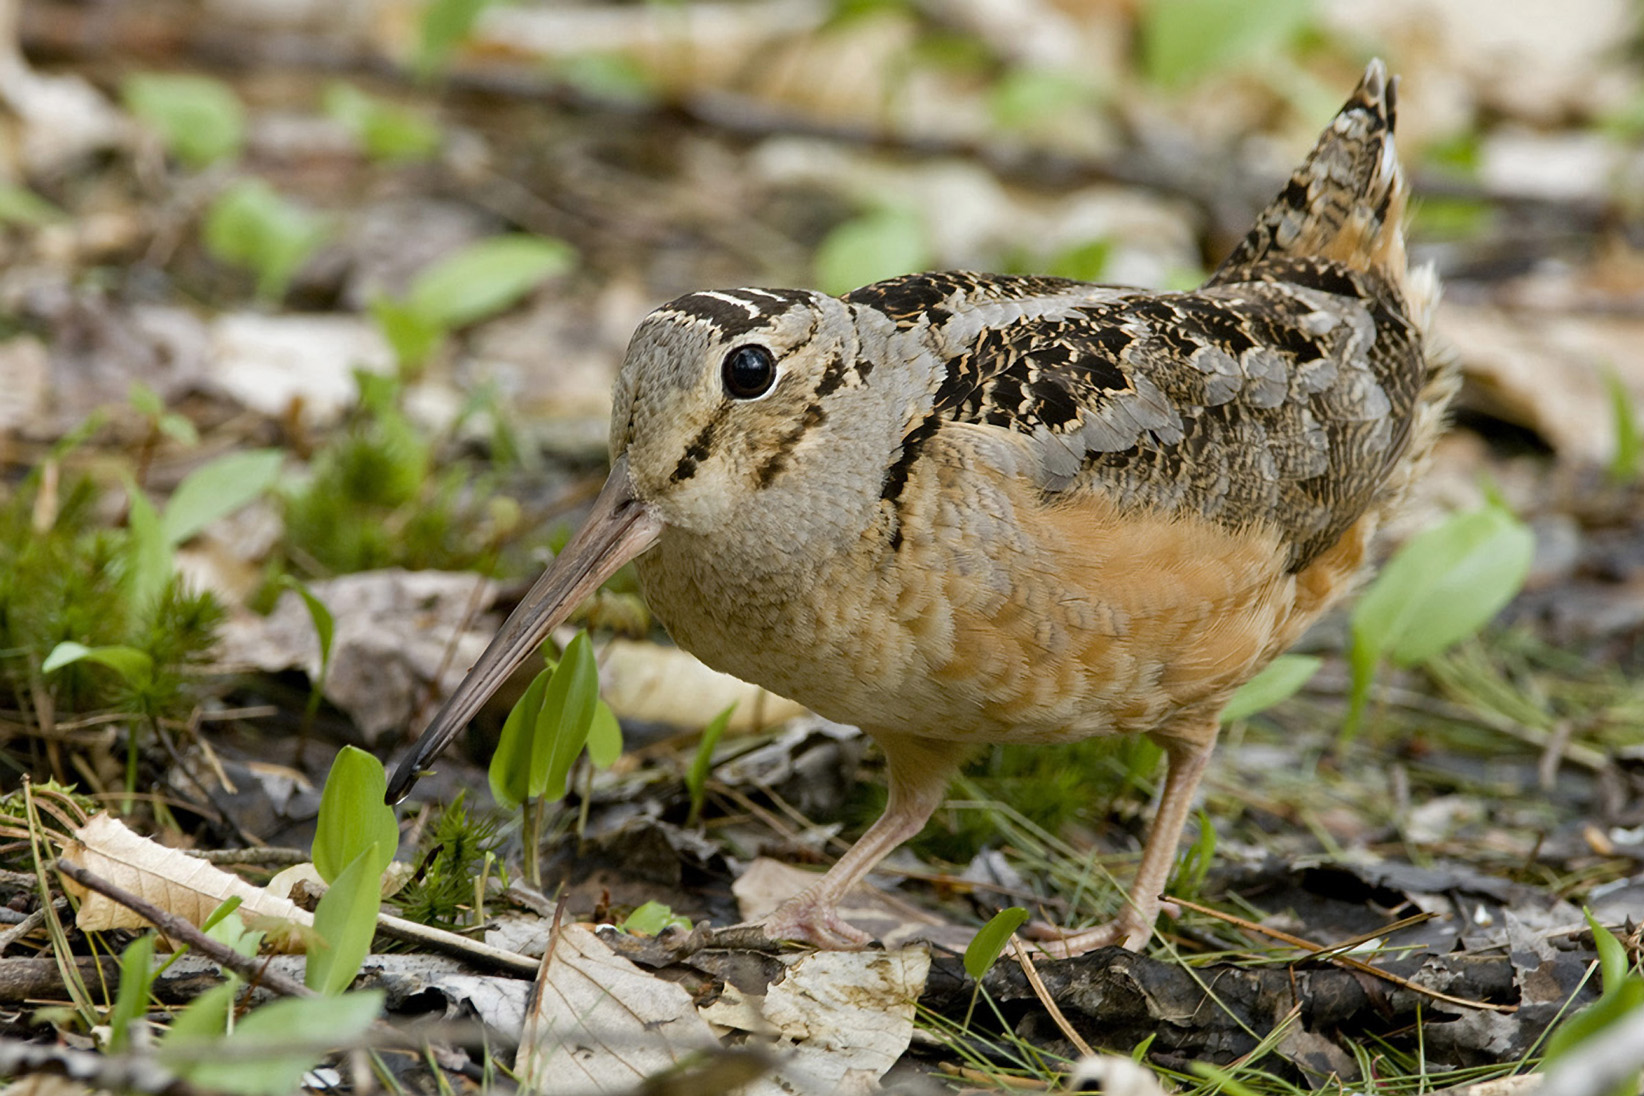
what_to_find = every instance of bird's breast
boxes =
[632,423,1337,745]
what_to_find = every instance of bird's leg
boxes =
[761,733,962,949]
[1035,718,1219,956]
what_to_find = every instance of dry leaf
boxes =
[516,924,721,1095]
[60,813,312,950]
[756,947,930,1096]
[601,639,807,732]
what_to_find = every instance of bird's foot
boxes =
[760,893,872,949]
[1022,903,1169,957]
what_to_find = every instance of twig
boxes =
[0,898,67,955]
[54,858,315,1000]
[1008,939,1094,1057]
[1164,894,1516,1013]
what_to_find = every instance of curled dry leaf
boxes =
[60,813,312,951]
[601,639,807,732]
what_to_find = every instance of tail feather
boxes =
[1209,59,1409,289]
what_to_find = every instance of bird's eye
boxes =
[721,344,778,400]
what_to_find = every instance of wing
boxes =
[916,260,1428,572]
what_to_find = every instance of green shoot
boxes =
[1345,502,1534,740]
[1220,654,1321,723]
[159,978,239,1048]
[814,207,931,296]
[161,991,384,1095]
[586,700,624,769]
[313,746,400,884]
[323,82,441,163]
[1603,365,1640,485]
[1165,810,1216,906]
[122,73,246,169]
[0,182,64,226]
[488,631,603,887]
[1541,911,1644,1096]
[620,900,692,936]
[1138,0,1312,89]
[278,575,336,727]
[307,748,396,993]
[42,642,154,687]
[685,704,736,827]
[961,906,1028,1029]
[306,847,383,994]
[107,933,157,1053]
[987,66,1093,134]
[128,381,199,448]
[415,0,496,77]
[203,180,330,301]
[372,235,576,369]
[159,450,284,547]
[964,907,1029,981]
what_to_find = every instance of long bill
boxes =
[385,454,663,803]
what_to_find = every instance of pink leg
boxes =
[1035,724,1217,956]
[762,733,963,948]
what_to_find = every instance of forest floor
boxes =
[2,1,1644,1093]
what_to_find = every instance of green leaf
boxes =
[964,907,1029,980]
[685,704,735,827]
[555,53,657,104]
[1604,365,1640,485]
[1139,0,1311,89]
[814,207,930,297]
[203,179,329,301]
[42,642,154,687]
[586,699,623,769]
[370,295,448,370]
[406,236,576,330]
[1221,654,1321,723]
[167,990,383,1095]
[1347,504,1534,735]
[1044,238,1113,283]
[202,897,265,960]
[313,746,400,884]
[108,934,156,1054]
[128,381,165,417]
[1543,976,1644,1065]
[0,183,64,226]
[415,0,495,77]
[490,665,551,810]
[160,978,237,1048]
[160,450,283,547]
[279,576,336,685]
[323,82,441,163]
[1588,909,1632,996]
[988,66,1092,132]
[306,848,383,995]
[620,900,691,936]
[533,632,601,802]
[124,481,173,612]
[123,73,245,169]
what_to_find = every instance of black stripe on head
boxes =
[671,419,717,483]
[656,288,806,340]
[881,412,943,551]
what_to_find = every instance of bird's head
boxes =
[385,286,897,800]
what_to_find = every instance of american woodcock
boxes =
[387,61,1455,954]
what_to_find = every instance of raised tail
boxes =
[1209,59,1410,290]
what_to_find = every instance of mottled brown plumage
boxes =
[387,61,1455,954]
